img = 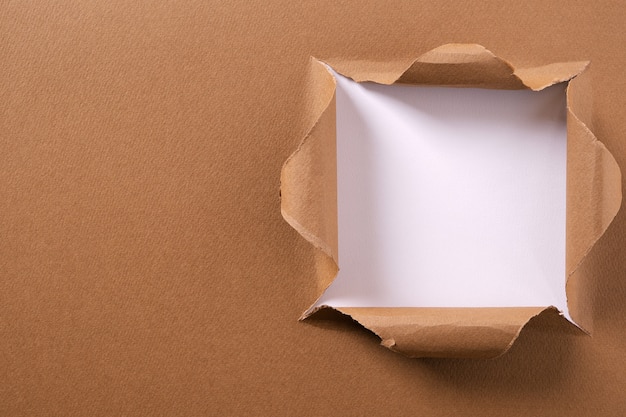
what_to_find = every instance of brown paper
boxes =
[280,44,622,359]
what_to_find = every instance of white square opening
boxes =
[317,69,568,316]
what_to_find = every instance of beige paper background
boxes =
[1,1,625,415]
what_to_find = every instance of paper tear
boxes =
[280,44,622,359]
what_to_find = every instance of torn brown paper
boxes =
[280,44,622,359]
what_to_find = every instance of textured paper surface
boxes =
[3,2,626,415]
[281,45,622,358]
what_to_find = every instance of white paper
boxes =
[318,69,568,315]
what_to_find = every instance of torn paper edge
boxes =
[279,44,622,359]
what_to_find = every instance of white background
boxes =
[317,69,568,315]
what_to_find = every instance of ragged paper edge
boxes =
[329,307,551,359]
[280,44,622,358]
[280,58,339,298]
[322,44,589,91]
[564,71,622,332]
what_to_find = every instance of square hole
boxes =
[317,69,568,315]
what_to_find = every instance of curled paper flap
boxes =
[280,59,339,294]
[564,71,622,330]
[323,44,588,91]
[334,307,547,359]
[280,44,622,358]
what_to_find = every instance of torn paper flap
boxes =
[281,59,339,265]
[333,307,548,359]
[564,70,622,330]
